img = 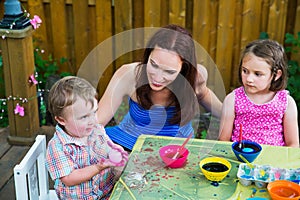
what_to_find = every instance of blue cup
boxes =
[232,140,262,163]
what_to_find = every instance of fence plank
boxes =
[0,2,4,19]
[49,0,69,73]
[27,0,48,52]
[261,0,270,31]
[169,0,186,27]
[241,0,262,47]
[231,0,243,90]
[95,0,114,97]
[133,0,145,60]
[73,1,89,71]
[215,0,236,92]
[193,0,217,91]
[114,0,133,69]
[96,0,113,42]
[160,0,169,26]
[144,0,161,27]
[89,6,97,51]
[268,0,288,44]
[291,1,300,64]
[144,0,161,48]
[193,0,210,51]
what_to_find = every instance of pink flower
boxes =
[14,104,25,117]
[29,74,38,85]
[30,15,42,29]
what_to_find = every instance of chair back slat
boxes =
[14,135,58,200]
[28,163,39,199]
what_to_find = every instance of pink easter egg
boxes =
[109,149,122,164]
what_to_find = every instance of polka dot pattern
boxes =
[232,87,287,146]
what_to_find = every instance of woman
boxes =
[97,24,222,150]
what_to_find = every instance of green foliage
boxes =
[0,56,5,96]
[0,101,8,128]
[34,49,69,89]
[0,56,9,127]
[284,33,300,109]
[259,32,269,39]
[285,32,300,53]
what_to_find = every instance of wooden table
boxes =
[110,135,300,200]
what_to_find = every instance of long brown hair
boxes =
[136,24,198,125]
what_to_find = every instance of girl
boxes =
[219,39,299,147]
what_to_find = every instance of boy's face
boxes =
[56,97,98,138]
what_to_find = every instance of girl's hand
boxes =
[107,140,129,166]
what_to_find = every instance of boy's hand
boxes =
[107,140,129,167]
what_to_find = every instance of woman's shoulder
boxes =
[113,62,140,82]
[196,64,208,81]
[110,62,140,98]
[117,62,140,73]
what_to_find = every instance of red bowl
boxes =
[159,145,189,168]
[267,180,300,200]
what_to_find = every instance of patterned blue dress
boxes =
[105,98,194,150]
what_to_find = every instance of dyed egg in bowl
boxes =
[199,157,231,182]
[232,140,262,163]
[267,180,300,200]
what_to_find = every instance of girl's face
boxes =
[56,97,98,138]
[146,47,182,91]
[241,53,274,94]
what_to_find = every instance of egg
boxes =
[109,149,123,164]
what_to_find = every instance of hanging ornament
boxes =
[29,74,38,85]
[14,103,25,117]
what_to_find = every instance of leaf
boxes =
[60,57,68,64]
[259,32,269,39]
[285,33,295,44]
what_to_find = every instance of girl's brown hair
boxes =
[238,39,288,91]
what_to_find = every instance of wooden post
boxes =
[0,26,40,145]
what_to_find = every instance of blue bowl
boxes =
[232,140,262,163]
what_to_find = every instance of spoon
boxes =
[239,124,254,153]
[172,132,193,159]
[239,124,243,149]
[238,154,254,169]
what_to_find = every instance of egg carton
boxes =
[237,163,300,188]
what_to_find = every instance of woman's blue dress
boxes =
[105,98,194,150]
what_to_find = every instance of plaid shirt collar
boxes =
[54,124,95,146]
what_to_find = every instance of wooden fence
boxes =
[1,0,300,98]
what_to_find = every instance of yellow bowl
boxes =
[199,157,231,182]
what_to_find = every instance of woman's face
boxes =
[146,47,182,91]
[56,97,98,138]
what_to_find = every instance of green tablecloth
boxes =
[110,135,300,200]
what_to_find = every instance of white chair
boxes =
[14,135,58,200]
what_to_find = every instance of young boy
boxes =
[46,76,128,199]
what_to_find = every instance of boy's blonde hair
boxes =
[48,76,97,119]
